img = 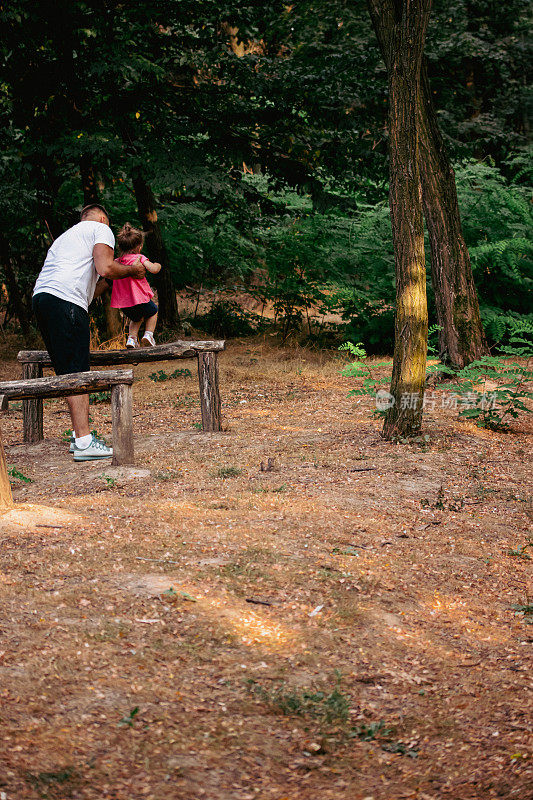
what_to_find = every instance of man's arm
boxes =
[93,244,146,280]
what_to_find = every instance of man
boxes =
[32,204,145,461]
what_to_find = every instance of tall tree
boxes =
[367,0,431,438]
[418,59,488,366]
[368,1,488,368]
[132,172,180,330]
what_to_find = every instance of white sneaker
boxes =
[126,336,138,349]
[73,434,113,462]
[141,331,156,347]
[70,432,106,453]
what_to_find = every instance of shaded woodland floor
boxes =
[0,339,531,800]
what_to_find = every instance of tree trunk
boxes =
[102,292,124,341]
[418,60,488,366]
[79,159,122,340]
[367,0,431,439]
[366,6,487,369]
[132,172,180,330]
[80,156,100,205]
[0,234,31,337]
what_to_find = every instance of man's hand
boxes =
[129,256,146,280]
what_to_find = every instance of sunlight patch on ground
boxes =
[120,572,297,651]
[0,503,86,533]
[205,593,295,648]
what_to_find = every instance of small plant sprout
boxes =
[118,706,140,727]
[339,342,393,416]
[149,368,192,382]
[7,466,32,484]
[216,466,242,479]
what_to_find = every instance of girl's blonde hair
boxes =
[116,222,145,254]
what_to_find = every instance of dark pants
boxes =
[120,299,158,322]
[32,292,90,375]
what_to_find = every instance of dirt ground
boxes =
[0,338,531,800]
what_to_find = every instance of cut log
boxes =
[17,340,225,366]
[111,383,134,466]
[0,370,133,401]
[22,362,43,443]
[197,352,222,432]
[0,422,13,508]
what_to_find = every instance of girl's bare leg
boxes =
[129,319,142,340]
[144,312,158,333]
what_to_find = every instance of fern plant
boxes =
[433,322,533,430]
[340,342,393,415]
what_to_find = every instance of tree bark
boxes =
[418,60,488,366]
[0,234,31,337]
[365,5,487,369]
[197,352,222,431]
[0,369,133,401]
[79,158,123,340]
[18,339,225,366]
[111,383,134,466]
[367,0,431,438]
[102,292,124,341]
[80,156,100,205]
[131,172,181,331]
[21,362,44,443]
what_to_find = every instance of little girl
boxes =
[111,223,162,348]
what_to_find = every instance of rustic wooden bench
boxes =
[14,339,224,443]
[0,369,136,507]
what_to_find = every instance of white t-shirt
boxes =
[33,221,115,311]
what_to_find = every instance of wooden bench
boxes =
[15,339,224,443]
[0,370,135,469]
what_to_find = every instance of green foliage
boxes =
[7,466,32,484]
[455,160,533,345]
[89,391,111,403]
[507,540,532,561]
[511,602,533,623]
[248,674,350,725]
[25,765,79,795]
[0,0,530,355]
[352,720,393,741]
[339,342,393,415]
[148,368,192,382]
[118,706,140,727]
[61,428,73,444]
[433,323,533,430]
[191,300,260,338]
[215,466,242,479]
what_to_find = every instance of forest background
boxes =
[0,0,531,352]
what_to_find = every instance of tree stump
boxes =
[22,362,43,443]
[111,383,134,466]
[197,352,222,431]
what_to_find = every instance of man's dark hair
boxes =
[80,203,109,221]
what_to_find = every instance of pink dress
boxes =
[110,254,154,308]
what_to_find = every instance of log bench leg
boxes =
[22,363,43,443]
[197,352,222,432]
[111,383,134,466]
